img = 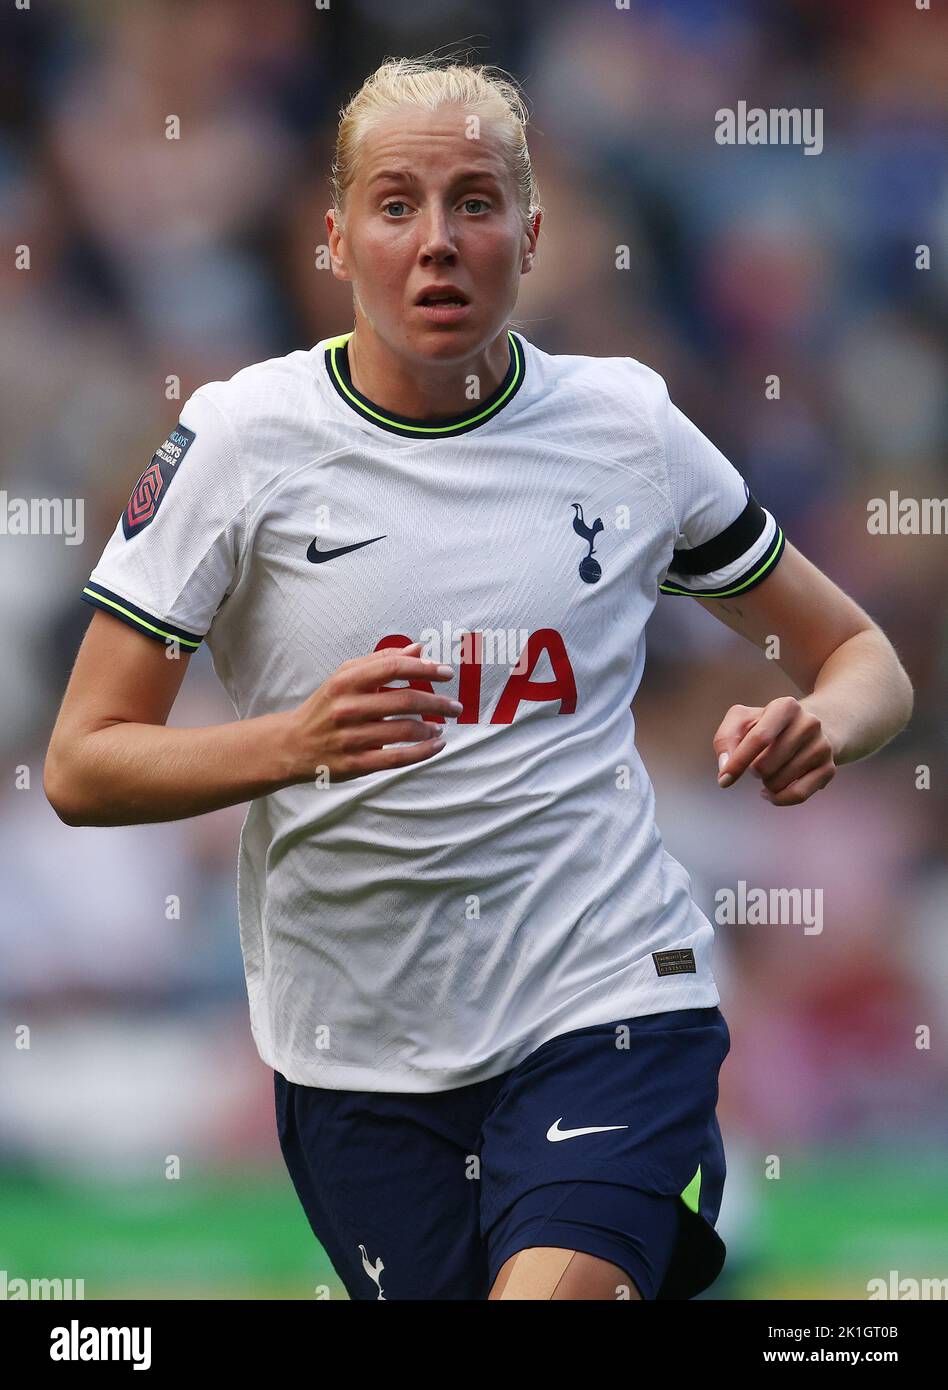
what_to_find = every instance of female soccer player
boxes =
[45,57,913,1300]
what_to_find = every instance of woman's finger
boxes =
[718,697,798,785]
[759,763,836,806]
[760,738,833,794]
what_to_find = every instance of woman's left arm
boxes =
[693,541,915,806]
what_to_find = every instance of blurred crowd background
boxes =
[1,0,945,1298]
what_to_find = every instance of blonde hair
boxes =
[331,53,542,230]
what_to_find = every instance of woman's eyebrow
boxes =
[366,168,417,188]
[453,170,503,188]
[366,168,503,189]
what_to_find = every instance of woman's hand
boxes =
[712,695,838,806]
[284,641,463,785]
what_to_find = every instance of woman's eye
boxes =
[382,197,489,217]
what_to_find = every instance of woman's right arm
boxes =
[44,614,459,827]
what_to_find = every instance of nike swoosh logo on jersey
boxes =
[546,1118,629,1142]
[306,534,386,563]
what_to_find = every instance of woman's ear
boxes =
[521,210,542,272]
[327,208,352,283]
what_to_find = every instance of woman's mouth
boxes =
[415,298,472,323]
[414,288,472,323]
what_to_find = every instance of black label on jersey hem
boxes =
[652,948,697,977]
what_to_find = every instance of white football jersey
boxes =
[82,329,785,1092]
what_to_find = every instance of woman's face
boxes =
[329,103,540,362]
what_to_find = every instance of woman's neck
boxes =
[346,320,511,420]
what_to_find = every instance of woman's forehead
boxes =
[356,107,508,181]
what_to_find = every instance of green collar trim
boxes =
[323,330,525,438]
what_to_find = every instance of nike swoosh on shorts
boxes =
[546,1118,629,1142]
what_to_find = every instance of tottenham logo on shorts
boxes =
[122,425,196,539]
[358,1244,385,1300]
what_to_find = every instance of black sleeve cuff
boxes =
[81,581,204,649]
[659,495,786,598]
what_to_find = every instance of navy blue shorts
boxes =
[274,1005,731,1300]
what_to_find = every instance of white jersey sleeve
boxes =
[81,388,247,650]
[655,379,785,598]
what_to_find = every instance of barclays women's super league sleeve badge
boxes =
[571,503,604,584]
